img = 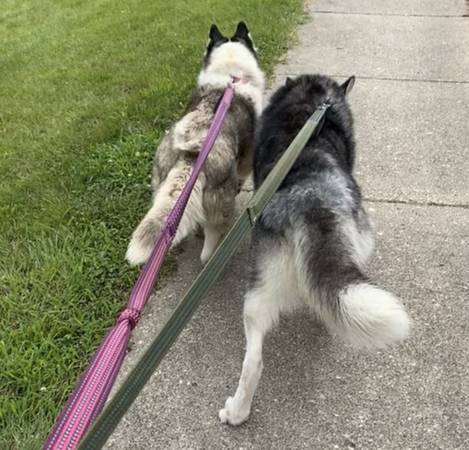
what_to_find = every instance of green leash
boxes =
[78,103,329,450]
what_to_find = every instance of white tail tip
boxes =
[337,283,411,350]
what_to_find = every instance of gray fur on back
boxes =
[252,74,374,305]
[153,88,255,191]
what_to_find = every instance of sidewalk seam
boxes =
[241,192,468,209]
[311,10,467,19]
[364,198,469,209]
[276,73,469,85]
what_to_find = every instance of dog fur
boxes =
[219,74,411,425]
[126,22,265,265]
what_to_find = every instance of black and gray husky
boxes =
[219,74,411,425]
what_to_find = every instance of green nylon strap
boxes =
[78,103,329,450]
[247,103,329,223]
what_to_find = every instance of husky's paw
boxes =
[219,396,250,426]
[200,249,211,266]
[200,238,218,266]
[126,237,152,266]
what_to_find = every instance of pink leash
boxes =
[44,82,235,450]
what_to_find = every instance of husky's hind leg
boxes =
[126,161,205,265]
[200,223,224,265]
[341,207,375,269]
[292,216,410,350]
[200,178,237,265]
[219,240,301,425]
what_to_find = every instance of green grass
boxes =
[0,0,303,448]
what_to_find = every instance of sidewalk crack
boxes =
[364,198,469,209]
[311,10,466,19]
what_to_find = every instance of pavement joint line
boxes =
[277,73,469,85]
[364,197,469,209]
[310,10,467,19]
[240,192,468,210]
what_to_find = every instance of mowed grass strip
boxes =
[0,0,303,447]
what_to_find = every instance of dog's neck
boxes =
[198,72,264,116]
[198,42,265,115]
[197,41,265,117]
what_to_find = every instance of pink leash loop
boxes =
[43,82,235,450]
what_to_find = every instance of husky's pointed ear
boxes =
[231,21,257,56]
[285,77,294,87]
[340,76,355,96]
[233,21,249,40]
[209,24,224,42]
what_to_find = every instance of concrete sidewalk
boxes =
[106,1,469,448]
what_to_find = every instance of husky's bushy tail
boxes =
[333,283,410,349]
[293,225,410,350]
[126,161,205,265]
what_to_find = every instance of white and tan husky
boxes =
[127,22,264,265]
